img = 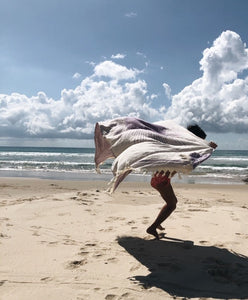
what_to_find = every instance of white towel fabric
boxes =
[94,117,214,192]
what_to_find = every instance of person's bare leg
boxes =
[147,183,177,239]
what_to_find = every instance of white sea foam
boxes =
[0,147,247,184]
[0,152,94,157]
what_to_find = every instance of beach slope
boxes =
[1,178,248,300]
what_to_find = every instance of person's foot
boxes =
[146,226,160,239]
[157,224,165,230]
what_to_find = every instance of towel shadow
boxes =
[117,236,248,299]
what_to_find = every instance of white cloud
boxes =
[151,94,158,100]
[85,60,96,67]
[136,52,147,59]
[165,30,248,133]
[163,83,171,99]
[125,12,137,18]
[111,53,126,59]
[0,60,163,139]
[93,60,140,81]
[1,30,248,142]
[72,72,81,79]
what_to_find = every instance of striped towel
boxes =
[94,117,214,192]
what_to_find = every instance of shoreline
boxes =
[1,177,248,299]
[0,168,246,186]
[0,176,248,205]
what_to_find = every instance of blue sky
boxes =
[1,0,248,149]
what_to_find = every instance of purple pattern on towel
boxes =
[125,117,167,135]
[94,117,214,192]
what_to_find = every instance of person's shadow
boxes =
[117,236,248,299]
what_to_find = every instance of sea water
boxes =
[0,147,247,184]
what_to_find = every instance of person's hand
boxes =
[209,141,217,149]
[151,170,171,189]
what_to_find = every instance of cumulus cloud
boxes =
[1,30,248,140]
[111,53,126,59]
[0,61,163,139]
[163,83,171,99]
[165,30,248,133]
[136,52,147,59]
[93,60,141,81]
[72,72,81,79]
[125,12,137,18]
[85,60,96,67]
[151,94,158,100]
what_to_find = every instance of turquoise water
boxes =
[0,147,247,184]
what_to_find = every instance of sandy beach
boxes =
[1,177,248,300]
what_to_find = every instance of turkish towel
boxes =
[94,117,214,192]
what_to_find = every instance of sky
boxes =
[0,0,248,149]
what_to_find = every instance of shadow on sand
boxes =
[117,236,248,299]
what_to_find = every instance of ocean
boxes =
[0,146,247,185]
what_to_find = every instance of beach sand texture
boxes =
[1,178,248,300]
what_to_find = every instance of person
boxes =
[146,124,217,240]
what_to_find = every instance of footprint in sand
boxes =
[31,225,41,229]
[71,193,94,206]
[92,251,104,258]
[217,198,233,204]
[77,296,89,300]
[0,233,10,239]
[100,227,113,232]
[119,292,131,299]
[40,240,58,246]
[58,212,71,216]
[78,250,89,256]
[235,233,248,239]
[32,231,40,236]
[77,192,88,196]
[141,217,149,225]
[214,243,225,247]
[0,280,6,286]
[182,225,190,229]
[85,242,97,247]
[107,257,118,263]
[50,183,58,187]
[40,277,53,282]
[127,220,135,225]
[63,238,77,245]
[48,241,58,246]
[105,294,118,300]
[0,217,9,222]
[181,215,191,219]
[105,216,125,223]
[67,259,87,269]
[130,263,141,271]
[188,208,208,212]
[199,240,208,245]
[81,200,94,206]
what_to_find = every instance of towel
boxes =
[94,117,214,192]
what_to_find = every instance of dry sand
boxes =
[0,177,248,300]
